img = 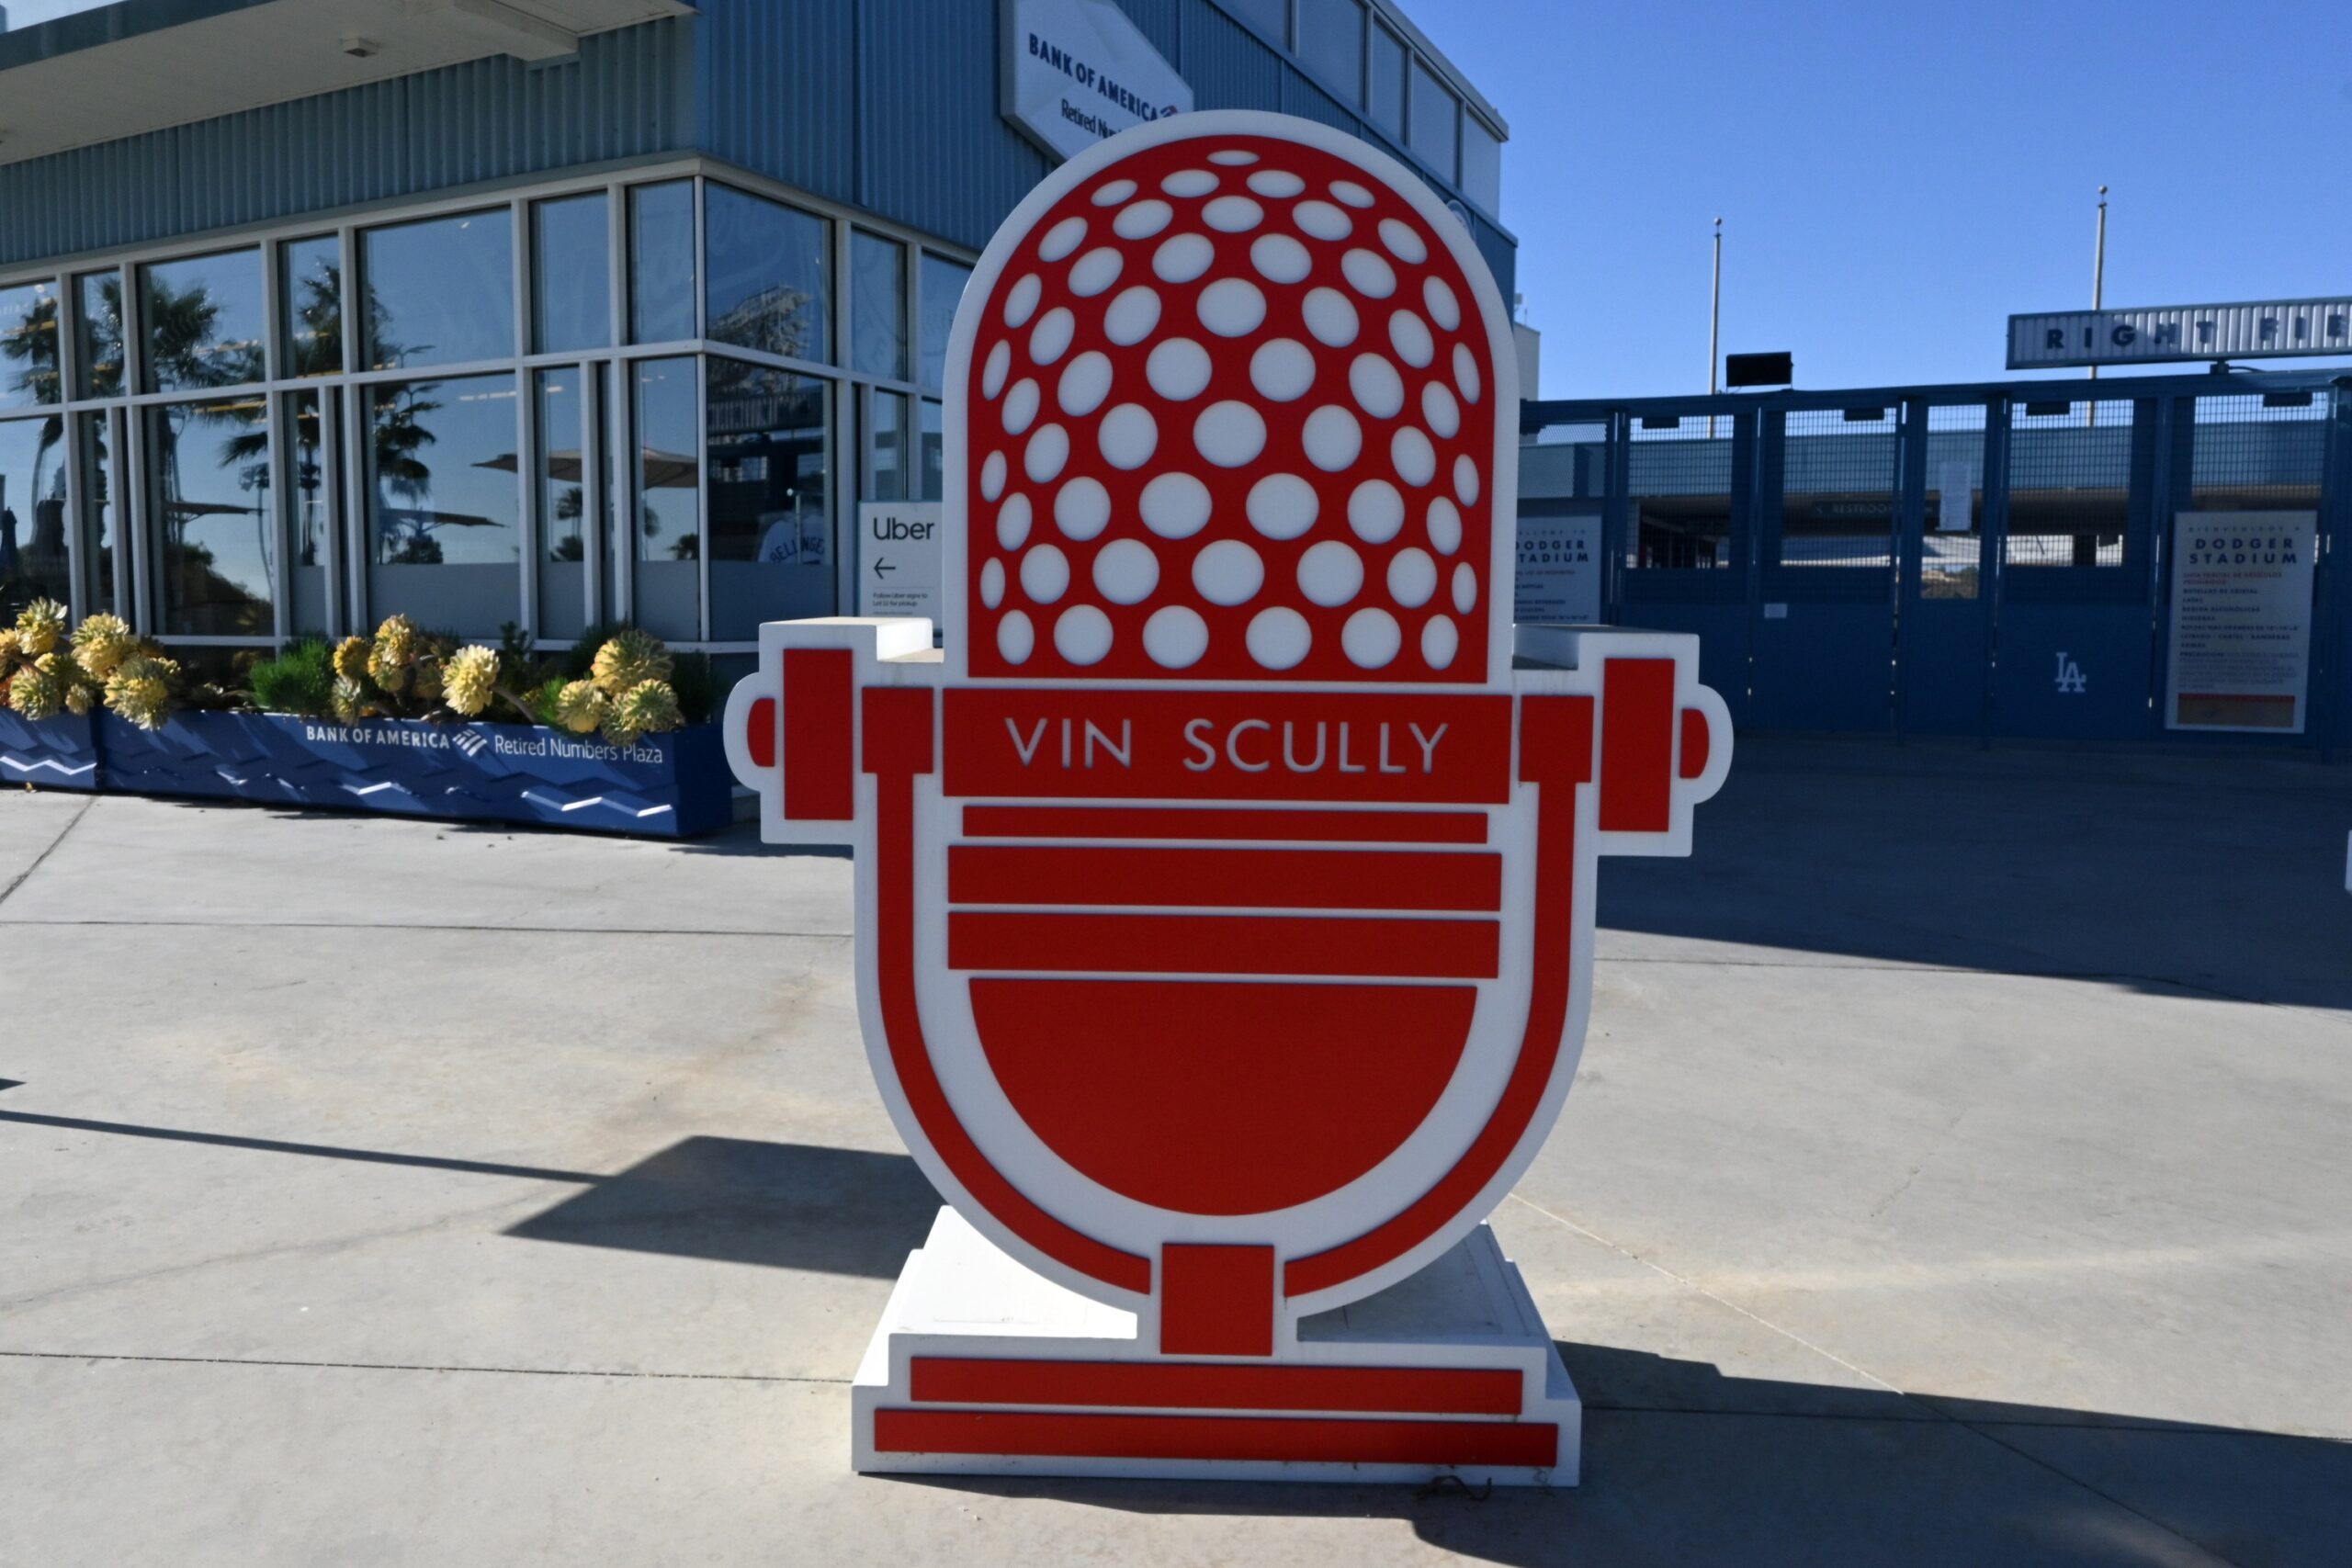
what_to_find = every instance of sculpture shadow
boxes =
[1597,735,2352,1012]
[504,1134,937,1277]
[895,1338,2350,1567]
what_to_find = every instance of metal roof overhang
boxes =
[0,0,694,165]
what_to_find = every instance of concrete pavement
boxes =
[3,737,2347,1565]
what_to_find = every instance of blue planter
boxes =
[96,712,730,837]
[0,710,101,792]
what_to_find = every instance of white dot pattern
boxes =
[963,132,1497,682]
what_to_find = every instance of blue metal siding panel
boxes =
[0,19,693,269]
[692,0,857,208]
[1176,0,1286,110]
[1107,0,1183,62]
[1282,71,1361,135]
[851,0,1050,254]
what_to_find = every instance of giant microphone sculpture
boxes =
[726,109,1732,1485]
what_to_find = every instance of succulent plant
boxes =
[70,614,135,680]
[410,660,443,705]
[104,654,180,730]
[8,662,62,720]
[332,635,372,682]
[553,679,606,735]
[63,682,95,717]
[590,628,671,695]
[330,675,368,724]
[603,680,682,748]
[369,615,419,692]
[0,628,22,671]
[15,598,66,657]
[444,645,500,716]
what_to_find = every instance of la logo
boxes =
[726,110,1733,1486]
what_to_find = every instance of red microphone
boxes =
[727,109,1731,1487]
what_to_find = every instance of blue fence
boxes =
[1521,372,2351,753]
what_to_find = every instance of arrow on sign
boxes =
[873,558,897,580]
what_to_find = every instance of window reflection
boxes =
[869,390,908,503]
[1300,0,1364,103]
[143,251,266,392]
[1367,25,1406,136]
[280,236,343,378]
[362,210,515,371]
[706,185,832,363]
[534,367,590,641]
[630,356,700,641]
[1408,61,1458,179]
[0,280,62,410]
[534,193,612,355]
[75,272,124,399]
[148,396,274,637]
[76,414,117,615]
[285,390,335,634]
[630,181,696,344]
[919,397,944,501]
[918,254,970,394]
[366,374,521,637]
[851,231,907,380]
[0,416,70,619]
[707,356,831,639]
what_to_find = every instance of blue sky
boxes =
[1424,0,2352,398]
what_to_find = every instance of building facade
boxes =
[0,0,1511,668]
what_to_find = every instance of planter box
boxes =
[96,712,730,837]
[0,710,101,792]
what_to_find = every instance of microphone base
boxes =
[850,1207,1581,1487]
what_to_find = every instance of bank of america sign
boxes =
[2008,298,2352,369]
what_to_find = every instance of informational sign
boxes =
[2008,298,2352,368]
[2165,511,2318,732]
[1514,512,1601,623]
[855,502,944,626]
[725,111,1733,1489]
[1935,460,1974,533]
[1001,0,1193,164]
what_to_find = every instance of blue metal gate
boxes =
[1521,370,2350,753]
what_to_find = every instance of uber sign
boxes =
[1001,0,1193,164]
[856,502,944,626]
[2008,297,2352,368]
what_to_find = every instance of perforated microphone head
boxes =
[944,112,1517,688]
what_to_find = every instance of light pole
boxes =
[2087,186,2109,423]
[1707,217,1723,436]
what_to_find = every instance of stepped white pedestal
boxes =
[851,1208,1579,1486]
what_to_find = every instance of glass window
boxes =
[143,250,265,392]
[869,390,908,503]
[629,356,700,642]
[0,279,62,410]
[919,397,944,501]
[918,254,970,394]
[284,389,335,635]
[365,374,521,637]
[77,414,118,615]
[534,192,612,355]
[75,272,125,399]
[280,236,342,379]
[1461,118,1502,214]
[851,231,908,380]
[629,180,696,344]
[1408,61,1459,180]
[705,184,831,363]
[707,356,831,639]
[1300,0,1364,103]
[148,395,274,637]
[535,367,591,641]
[1368,25,1406,136]
[362,209,514,371]
[0,417,71,619]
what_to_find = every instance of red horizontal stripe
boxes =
[946,912,1499,979]
[948,846,1501,912]
[961,805,1488,844]
[874,1409,1557,1469]
[909,1358,1522,1416]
